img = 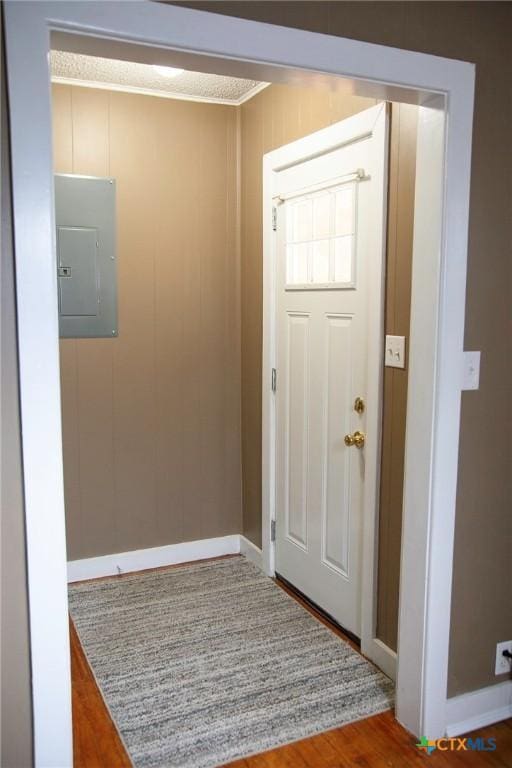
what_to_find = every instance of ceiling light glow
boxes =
[153,65,184,78]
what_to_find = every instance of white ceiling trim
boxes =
[51,75,269,106]
[235,81,270,105]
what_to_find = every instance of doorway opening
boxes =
[51,49,402,762]
[4,2,475,763]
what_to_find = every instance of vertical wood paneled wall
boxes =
[376,104,418,650]
[239,85,417,650]
[53,85,242,560]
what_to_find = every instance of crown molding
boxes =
[51,76,270,106]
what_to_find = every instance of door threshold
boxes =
[275,573,361,650]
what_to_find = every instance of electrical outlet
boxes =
[462,350,481,390]
[495,640,512,675]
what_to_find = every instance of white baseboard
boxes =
[239,535,263,570]
[446,680,512,736]
[362,637,397,681]
[67,534,240,582]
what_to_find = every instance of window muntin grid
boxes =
[285,183,356,290]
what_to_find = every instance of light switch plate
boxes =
[462,351,481,390]
[385,335,406,369]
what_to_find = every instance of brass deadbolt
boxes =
[354,397,365,414]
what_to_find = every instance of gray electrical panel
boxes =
[55,174,117,338]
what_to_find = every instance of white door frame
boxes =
[262,104,393,677]
[3,2,474,764]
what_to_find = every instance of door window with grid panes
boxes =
[285,182,356,289]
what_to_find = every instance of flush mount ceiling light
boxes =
[153,65,184,78]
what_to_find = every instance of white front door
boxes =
[273,105,388,638]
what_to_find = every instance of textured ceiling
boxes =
[51,51,265,104]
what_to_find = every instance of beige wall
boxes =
[377,103,418,651]
[1,23,34,766]
[177,0,512,699]
[53,85,242,560]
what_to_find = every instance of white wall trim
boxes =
[68,535,241,583]
[446,681,512,737]
[51,76,270,106]
[367,638,397,681]
[239,535,263,570]
[236,81,270,105]
[396,95,446,734]
[3,1,475,761]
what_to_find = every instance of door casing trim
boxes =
[3,2,475,763]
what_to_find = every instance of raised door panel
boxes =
[285,312,310,550]
[321,314,353,577]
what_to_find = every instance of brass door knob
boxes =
[344,431,365,449]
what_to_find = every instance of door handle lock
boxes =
[344,431,365,449]
[354,397,365,414]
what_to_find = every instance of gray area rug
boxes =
[69,556,393,768]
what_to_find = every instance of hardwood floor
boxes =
[70,572,512,768]
[228,714,512,768]
[71,620,131,768]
